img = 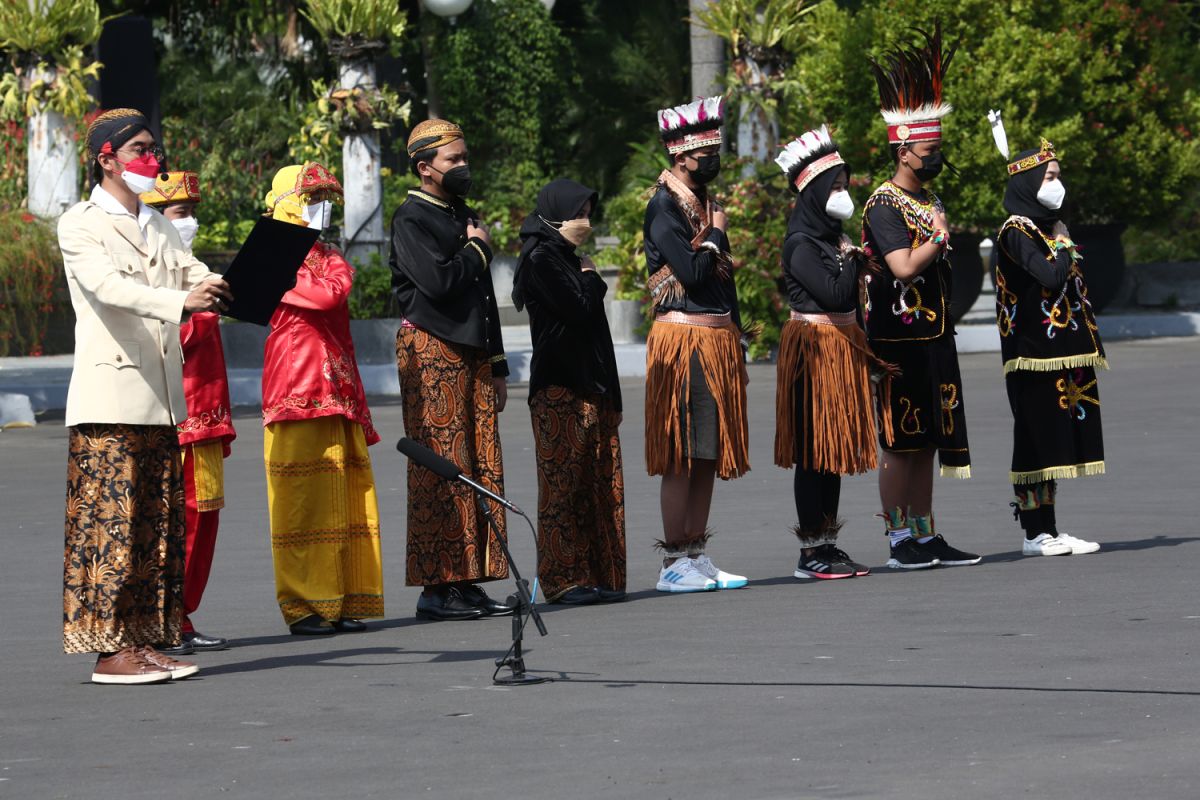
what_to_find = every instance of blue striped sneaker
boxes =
[656,558,718,593]
[691,554,749,589]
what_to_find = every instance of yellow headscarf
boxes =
[264,162,344,226]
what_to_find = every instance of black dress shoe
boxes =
[596,587,627,604]
[158,640,195,656]
[184,631,230,651]
[554,586,601,605]
[458,584,517,616]
[289,614,335,635]
[332,618,367,633]
[416,588,486,622]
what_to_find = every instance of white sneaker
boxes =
[1022,533,1072,557]
[691,554,749,589]
[1056,533,1100,555]
[657,558,717,593]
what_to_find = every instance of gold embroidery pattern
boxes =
[994,267,1018,337]
[177,404,231,435]
[892,276,937,324]
[322,351,356,388]
[899,396,926,435]
[939,383,959,435]
[1056,370,1099,420]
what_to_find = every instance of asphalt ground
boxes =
[1,337,1198,799]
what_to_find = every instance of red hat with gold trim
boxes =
[141,170,201,207]
[870,23,957,146]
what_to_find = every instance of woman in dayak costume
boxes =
[987,113,1105,557]
[863,24,980,570]
[644,96,750,594]
[512,179,627,606]
[261,162,384,635]
[774,126,896,580]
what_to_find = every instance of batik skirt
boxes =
[264,416,384,625]
[1007,366,1105,484]
[871,333,971,478]
[63,424,185,654]
[396,326,509,586]
[529,386,626,600]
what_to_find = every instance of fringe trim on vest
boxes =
[940,464,973,479]
[774,319,894,472]
[1011,460,1105,485]
[1002,353,1110,376]
[645,321,749,480]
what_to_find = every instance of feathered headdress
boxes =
[870,22,957,145]
[775,125,844,193]
[989,109,1058,175]
[658,96,725,155]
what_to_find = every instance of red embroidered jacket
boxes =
[261,242,379,445]
[178,311,236,453]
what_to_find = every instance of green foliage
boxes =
[347,257,395,319]
[785,0,1200,241]
[0,0,103,59]
[158,51,311,250]
[302,0,406,48]
[0,209,67,356]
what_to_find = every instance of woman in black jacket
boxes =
[512,179,626,605]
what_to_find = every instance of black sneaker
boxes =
[886,537,939,570]
[915,535,981,566]
[794,548,856,580]
[822,544,870,577]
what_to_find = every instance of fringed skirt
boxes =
[530,387,626,600]
[397,326,509,586]
[63,424,185,654]
[1007,366,1105,484]
[264,416,384,625]
[774,312,892,474]
[644,314,749,480]
[871,334,972,479]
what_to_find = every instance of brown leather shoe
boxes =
[138,646,200,680]
[91,647,172,685]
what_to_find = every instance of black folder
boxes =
[219,216,321,326]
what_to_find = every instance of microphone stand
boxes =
[473,492,550,686]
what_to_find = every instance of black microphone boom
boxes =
[396,437,521,514]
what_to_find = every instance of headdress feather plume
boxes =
[869,22,958,138]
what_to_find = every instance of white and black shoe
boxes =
[886,538,939,570]
[916,535,981,566]
[822,544,870,577]
[794,548,855,580]
[1022,533,1072,556]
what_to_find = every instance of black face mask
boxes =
[434,164,472,197]
[686,153,721,185]
[911,151,944,183]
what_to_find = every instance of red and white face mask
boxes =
[118,151,160,194]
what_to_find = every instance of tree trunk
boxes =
[689,0,724,99]
[339,58,385,266]
[735,57,775,171]
[27,67,79,220]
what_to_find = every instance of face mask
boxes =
[1037,178,1066,211]
[825,190,855,221]
[556,218,592,248]
[118,151,160,194]
[170,216,199,251]
[434,165,472,197]
[686,153,721,185]
[909,150,943,182]
[302,199,333,230]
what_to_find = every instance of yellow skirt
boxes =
[264,416,384,625]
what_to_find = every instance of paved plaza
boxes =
[1,337,1198,799]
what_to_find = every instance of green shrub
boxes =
[0,209,66,356]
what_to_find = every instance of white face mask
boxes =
[302,200,333,230]
[121,169,158,195]
[825,189,855,220]
[170,216,199,252]
[1037,178,1066,211]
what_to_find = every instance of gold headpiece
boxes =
[1007,138,1057,175]
[407,119,464,157]
[141,171,201,206]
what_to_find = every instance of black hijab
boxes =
[1003,153,1059,232]
[512,178,598,311]
[786,165,848,243]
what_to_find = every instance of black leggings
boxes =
[794,468,841,535]
[1013,480,1057,537]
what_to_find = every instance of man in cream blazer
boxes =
[60,108,232,686]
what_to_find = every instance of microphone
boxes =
[396,437,522,514]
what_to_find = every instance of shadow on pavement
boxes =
[199,646,501,677]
